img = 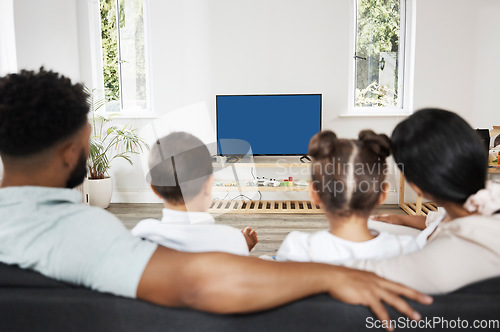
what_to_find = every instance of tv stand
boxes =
[209,160,322,214]
[299,155,311,163]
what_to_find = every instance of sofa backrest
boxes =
[0,262,500,332]
[0,262,71,288]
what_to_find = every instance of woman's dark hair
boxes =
[147,132,213,204]
[309,130,391,217]
[392,108,487,204]
[0,68,89,157]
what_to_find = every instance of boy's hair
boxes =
[309,130,391,217]
[0,68,89,157]
[148,132,213,204]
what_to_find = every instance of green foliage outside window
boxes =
[100,0,147,109]
[355,0,401,107]
[133,2,147,103]
[100,0,123,102]
[357,0,400,57]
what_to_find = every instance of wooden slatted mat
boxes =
[208,200,323,214]
[400,202,438,216]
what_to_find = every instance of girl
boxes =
[276,130,428,264]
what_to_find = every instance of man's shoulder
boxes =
[45,202,129,239]
[0,186,121,224]
[53,201,121,225]
[72,204,119,220]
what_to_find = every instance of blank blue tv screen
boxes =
[217,94,321,155]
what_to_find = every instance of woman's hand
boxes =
[371,214,405,225]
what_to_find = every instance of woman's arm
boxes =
[347,225,500,295]
[137,246,432,325]
[372,214,427,230]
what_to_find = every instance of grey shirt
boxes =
[0,186,157,298]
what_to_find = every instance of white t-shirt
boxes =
[132,208,250,256]
[276,210,445,265]
[0,186,157,298]
[276,230,420,264]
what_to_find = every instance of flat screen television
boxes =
[216,94,322,156]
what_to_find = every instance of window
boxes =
[98,0,150,113]
[350,0,412,114]
[0,0,17,76]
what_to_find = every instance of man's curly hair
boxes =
[0,68,89,157]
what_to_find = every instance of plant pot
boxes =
[87,177,113,209]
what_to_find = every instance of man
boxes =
[0,68,431,327]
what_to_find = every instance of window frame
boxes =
[346,0,415,117]
[88,0,154,117]
[0,0,17,76]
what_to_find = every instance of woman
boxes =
[349,108,500,294]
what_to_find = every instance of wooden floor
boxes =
[108,204,406,257]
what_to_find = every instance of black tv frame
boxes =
[216,94,322,156]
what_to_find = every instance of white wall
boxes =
[12,0,81,81]
[147,0,354,133]
[7,0,500,203]
[0,0,81,182]
[413,0,500,128]
[473,1,500,128]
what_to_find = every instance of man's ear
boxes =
[309,182,322,206]
[377,182,389,206]
[61,123,91,168]
[60,141,79,170]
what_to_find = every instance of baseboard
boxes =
[384,191,399,205]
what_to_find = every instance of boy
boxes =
[132,132,258,255]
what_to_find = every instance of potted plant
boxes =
[86,88,149,208]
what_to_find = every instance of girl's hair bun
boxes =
[308,130,338,159]
[358,130,392,158]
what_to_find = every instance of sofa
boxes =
[1,262,499,331]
